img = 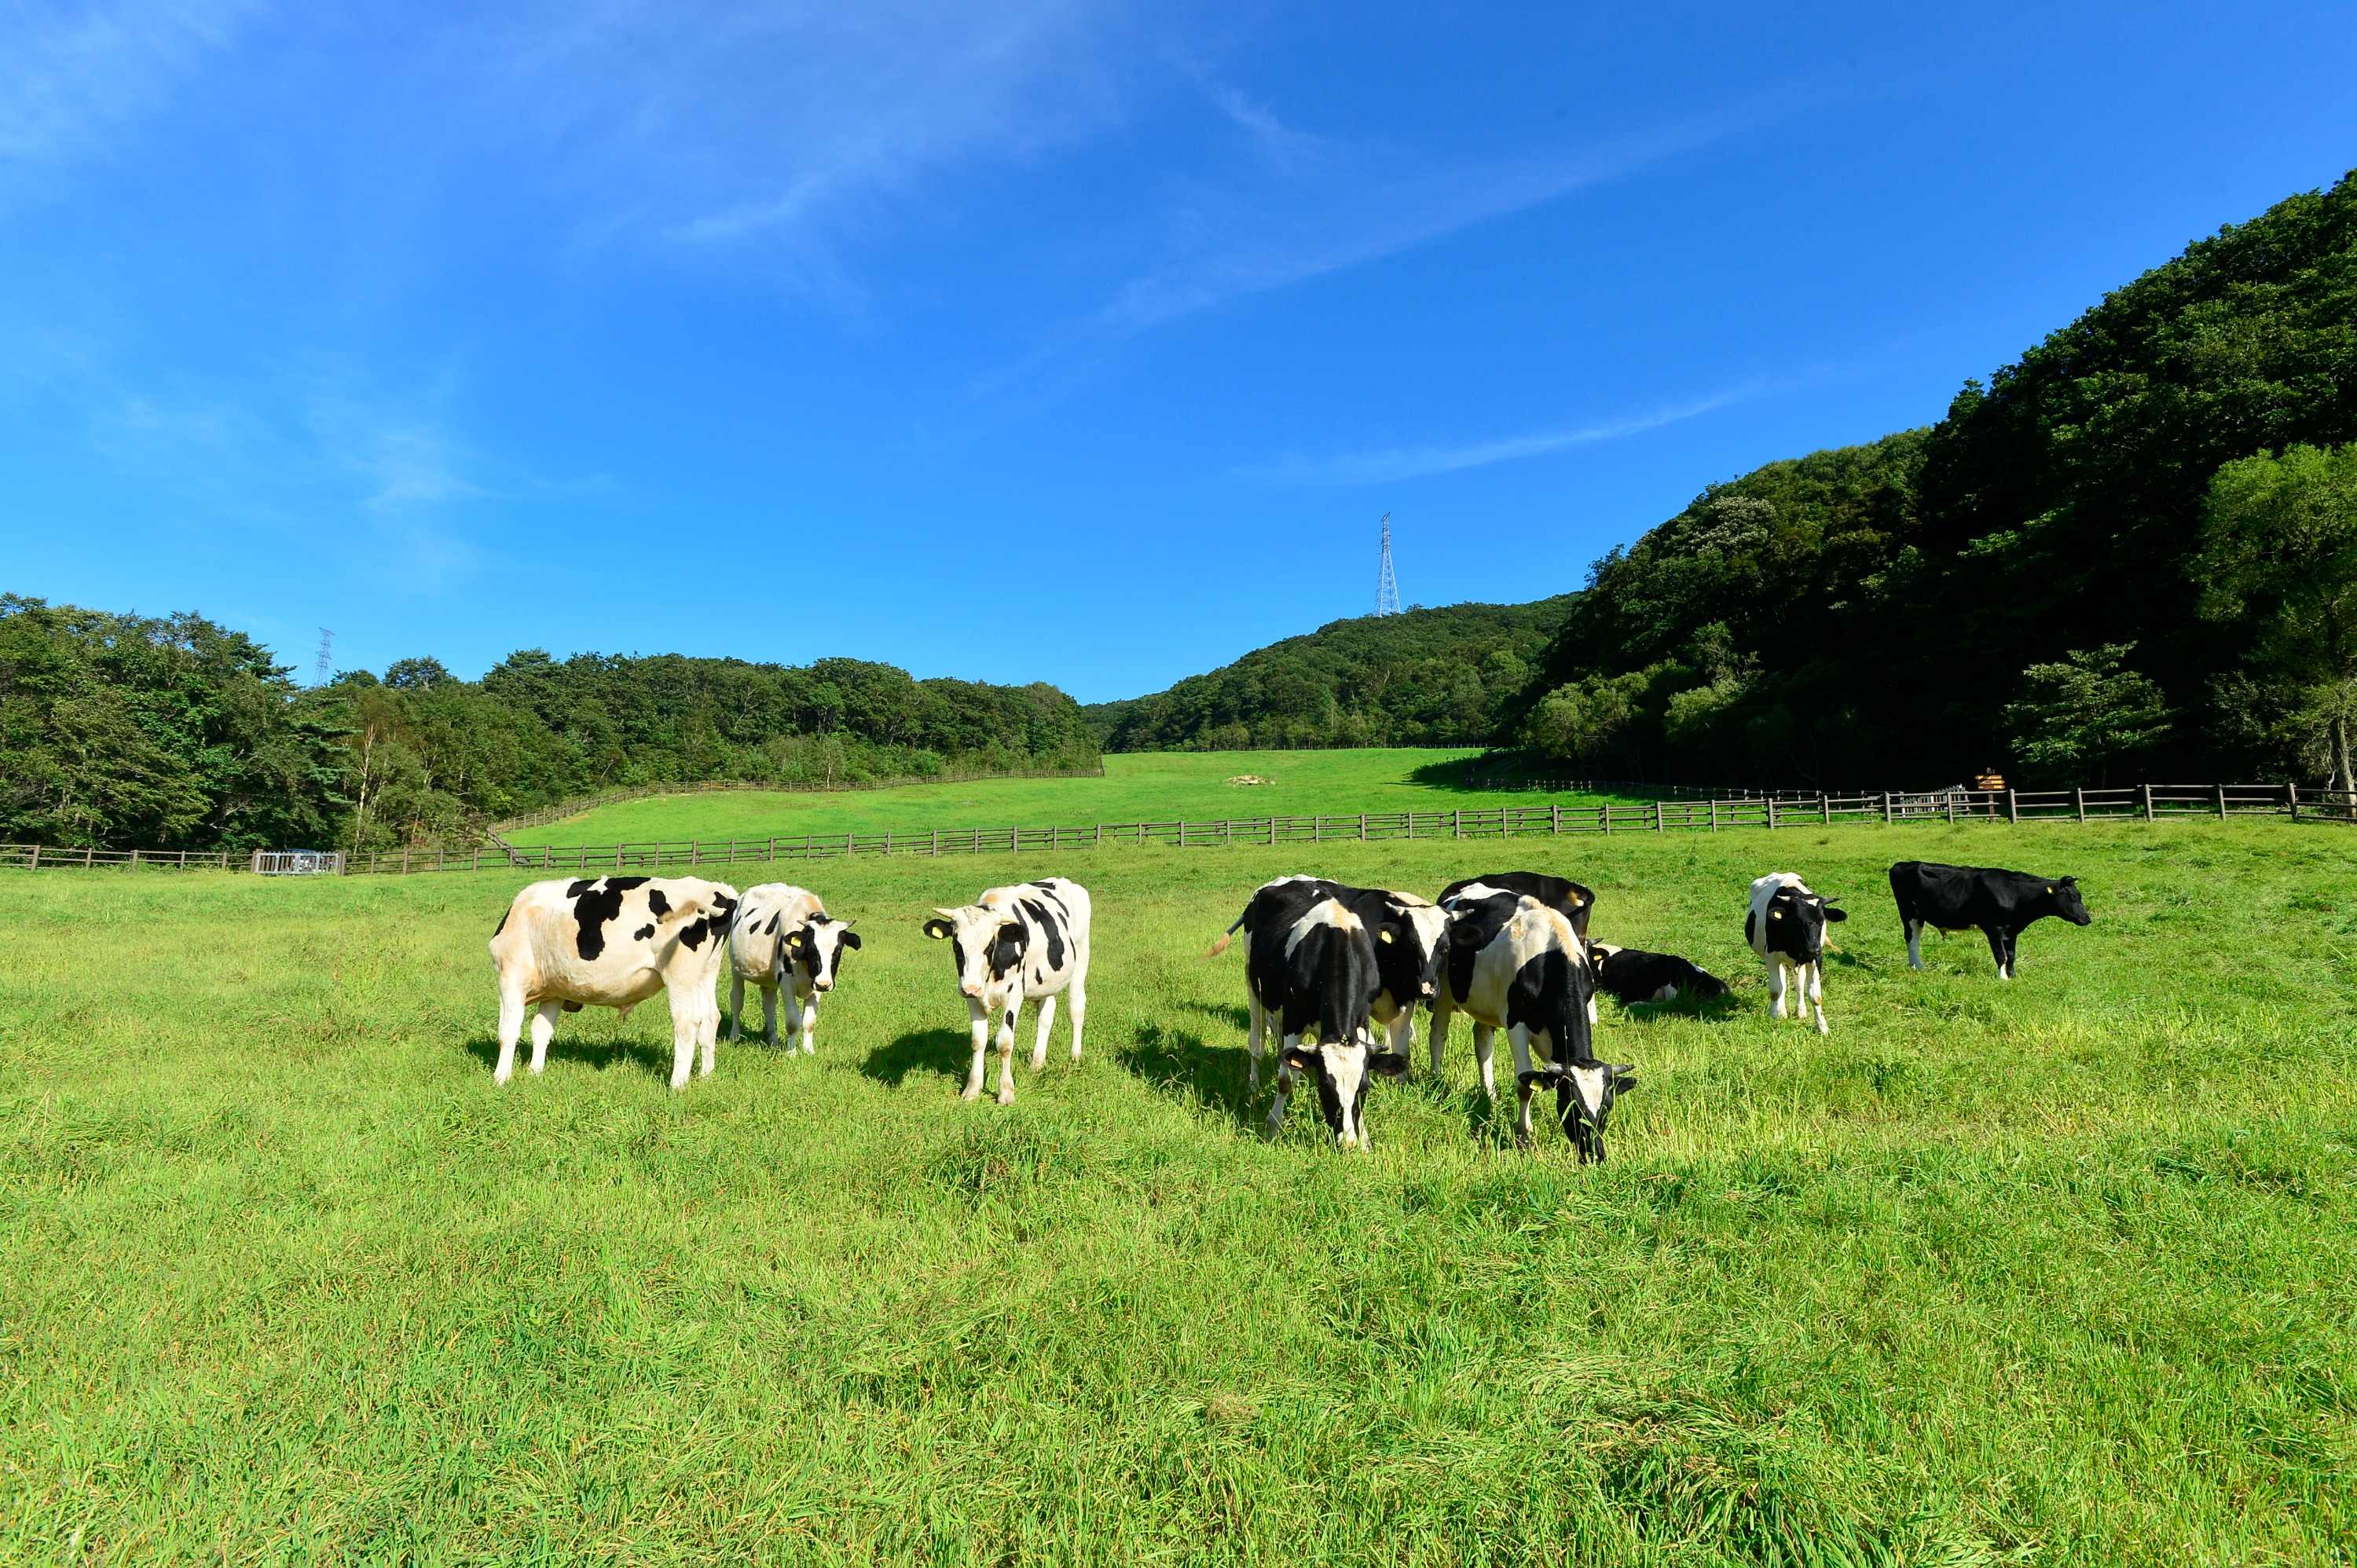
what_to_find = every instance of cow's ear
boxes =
[1515,1068,1563,1091]
[783,929,805,948]
[1824,905,1847,922]
[840,931,861,950]
[1611,1065,1639,1092]
[922,919,954,940]
[1368,1051,1409,1079]
[2061,876,2077,887]
[1278,1045,1318,1072]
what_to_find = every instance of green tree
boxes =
[2194,442,2357,794]
[2003,643,2171,786]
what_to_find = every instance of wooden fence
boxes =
[2,782,2340,877]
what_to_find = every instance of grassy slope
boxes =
[504,749,1611,848]
[3,822,2353,1563]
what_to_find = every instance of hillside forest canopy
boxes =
[0,601,1098,852]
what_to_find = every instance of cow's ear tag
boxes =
[1378,929,1394,944]
[1769,910,1780,920]
[2046,885,2055,895]
[922,919,953,940]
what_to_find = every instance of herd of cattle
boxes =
[487,859,2094,1159]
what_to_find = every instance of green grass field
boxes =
[4,819,2354,1563]
[504,749,1612,848]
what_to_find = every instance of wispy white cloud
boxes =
[0,0,259,174]
[1239,385,1765,488]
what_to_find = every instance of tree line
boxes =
[0,606,1098,851]
[1502,168,2357,789]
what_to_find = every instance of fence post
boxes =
[1603,804,1613,835]
[2074,786,2085,823]
[1710,799,1719,832]
[1653,801,1662,832]
[2216,784,2227,819]
[1360,811,1367,841]
[1818,793,1827,825]
[1882,791,1893,826]
[2006,789,2018,826]
[1452,810,1460,840]
[2142,783,2155,822]
[1767,798,1776,830]
[27,846,38,870]
[1945,793,1956,826]
[2288,782,2299,821]
[1552,802,1560,835]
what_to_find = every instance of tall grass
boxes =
[2,821,2352,1563]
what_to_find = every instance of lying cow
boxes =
[922,877,1091,1105]
[1746,873,1845,1034]
[1239,889,1405,1149]
[1428,876,1600,1077]
[1890,860,2091,980]
[489,875,739,1089]
[1590,943,1730,1006]
[1432,892,1633,1156]
[726,884,860,1053]
[1210,874,1448,1081]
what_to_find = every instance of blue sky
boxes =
[5,2,2354,702]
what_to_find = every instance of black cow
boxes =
[1591,943,1730,1007]
[1225,887,1402,1149]
[1745,873,1846,1034]
[1437,870,1596,939]
[1890,861,2091,980]
[1211,875,1447,1079]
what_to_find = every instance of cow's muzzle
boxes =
[961,983,983,998]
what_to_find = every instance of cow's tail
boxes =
[1203,905,1252,959]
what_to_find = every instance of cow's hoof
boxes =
[1259,1119,1282,1144]
[960,1085,982,1102]
[996,1088,1017,1107]
[801,1042,816,1055]
[1030,1053,1048,1073]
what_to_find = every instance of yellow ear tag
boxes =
[2045,886,2055,894]
[1378,930,1394,943]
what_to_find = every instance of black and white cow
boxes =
[922,878,1091,1105]
[1427,874,1600,1076]
[1890,861,2091,980]
[1228,888,1403,1149]
[1746,873,1846,1034]
[1431,892,1633,1156]
[1590,943,1731,1007]
[1209,874,1449,1079]
[489,875,740,1089]
[726,884,860,1053]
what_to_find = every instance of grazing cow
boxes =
[1231,889,1403,1149]
[922,878,1091,1105]
[1438,870,1596,939]
[726,884,860,1053]
[1431,893,1633,1156]
[489,875,740,1089]
[1209,875,1450,1081]
[1590,942,1730,1006]
[1746,874,1846,1034]
[1428,875,1599,1076]
[1890,861,2091,980]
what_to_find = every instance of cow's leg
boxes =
[962,998,990,1101]
[1472,1023,1497,1102]
[1428,1000,1452,1077]
[665,989,697,1090]
[1029,994,1057,1072]
[797,991,818,1054]
[494,979,528,1085]
[529,1001,561,1075]
[729,974,745,1042]
[1904,918,1924,971]
[1246,990,1267,1093]
[1263,1032,1299,1139]
[1808,962,1828,1035]
[995,1000,1020,1105]
[1385,1008,1413,1057]
[761,981,781,1047]
[1767,960,1788,1020]
[698,984,721,1077]
[1066,973,1087,1062]
[1508,1024,1538,1146]
[1985,926,2011,980]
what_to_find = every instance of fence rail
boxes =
[3,784,2342,877]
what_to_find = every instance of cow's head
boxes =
[2046,877,2091,926]
[1381,896,1452,1003]
[1765,885,1846,959]
[923,906,1025,1003]
[1516,1060,1637,1163]
[781,914,861,992]
[1279,1028,1409,1150]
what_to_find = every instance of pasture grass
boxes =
[2,819,2354,1564]
[504,747,1612,847]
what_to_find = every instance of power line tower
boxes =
[1375,513,1401,617]
[313,628,335,687]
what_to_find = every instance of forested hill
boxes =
[1093,596,1577,751]
[0,599,1097,852]
[1505,167,2357,789]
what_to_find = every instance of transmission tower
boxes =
[313,628,335,687]
[1375,513,1401,617]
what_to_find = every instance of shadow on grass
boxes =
[1406,754,1483,789]
[1119,1023,1259,1131]
[459,1032,673,1079]
[1177,997,1251,1031]
[862,1028,971,1088]
[1609,991,1746,1024]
